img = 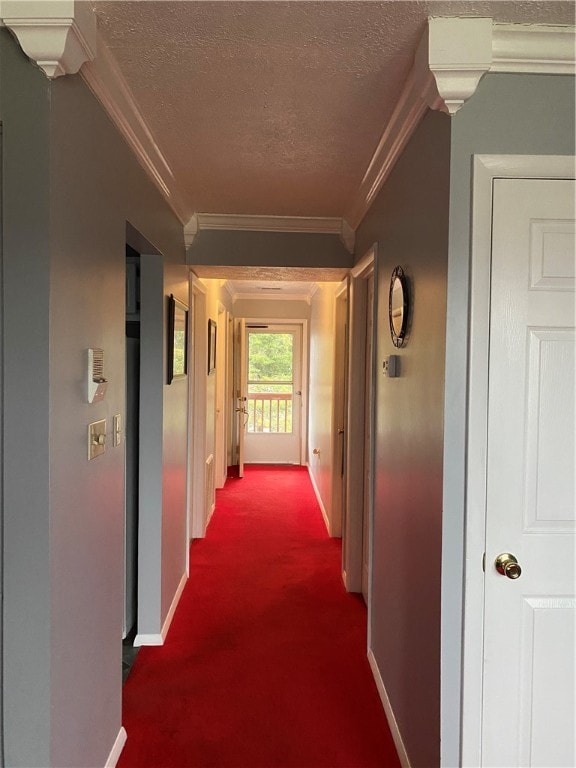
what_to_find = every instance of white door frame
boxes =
[343,243,377,598]
[188,275,208,539]
[461,154,575,764]
[330,280,349,539]
[242,317,309,466]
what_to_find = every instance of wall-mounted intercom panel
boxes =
[87,348,108,403]
[383,355,399,378]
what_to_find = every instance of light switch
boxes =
[88,419,106,460]
[113,414,122,447]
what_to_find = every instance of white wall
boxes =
[233,297,311,321]
[202,280,231,492]
[188,279,233,533]
[308,284,340,533]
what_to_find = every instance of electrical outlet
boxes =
[113,414,122,447]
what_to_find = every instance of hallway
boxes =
[119,466,400,768]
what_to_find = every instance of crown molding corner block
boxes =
[424,17,493,115]
[340,220,356,254]
[0,0,96,78]
[184,214,199,249]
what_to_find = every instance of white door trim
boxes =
[330,279,349,539]
[462,154,575,765]
[189,275,208,539]
[343,243,377,601]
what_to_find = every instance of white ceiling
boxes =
[95,1,575,220]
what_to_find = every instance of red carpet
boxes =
[119,465,400,768]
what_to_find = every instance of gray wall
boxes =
[1,30,190,766]
[0,104,3,768]
[355,110,451,768]
[442,72,576,768]
[1,30,52,768]
[188,229,353,269]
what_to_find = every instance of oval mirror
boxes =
[389,266,409,347]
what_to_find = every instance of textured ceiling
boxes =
[95,1,575,219]
[191,265,349,283]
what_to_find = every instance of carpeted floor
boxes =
[119,465,400,768]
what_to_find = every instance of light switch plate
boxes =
[113,414,122,447]
[88,419,106,460]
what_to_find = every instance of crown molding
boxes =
[195,213,342,234]
[491,24,576,74]
[0,0,96,78]
[3,10,572,242]
[186,213,355,253]
[228,290,316,305]
[80,42,190,225]
[346,18,575,230]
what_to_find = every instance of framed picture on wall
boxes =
[167,294,188,383]
[208,319,217,375]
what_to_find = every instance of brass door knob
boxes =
[495,553,522,579]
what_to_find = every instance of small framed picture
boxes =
[167,294,188,383]
[208,319,217,375]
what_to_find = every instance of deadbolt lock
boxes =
[495,553,522,580]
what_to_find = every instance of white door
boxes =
[244,324,302,464]
[332,287,348,539]
[214,306,228,489]
[233,318,246,478]
[482,178,575,766]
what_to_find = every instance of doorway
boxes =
[124,248,139,636]
[331,282,348,539]
[243,324,303,465]
[343,245,377,596]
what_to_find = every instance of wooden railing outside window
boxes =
[247,392,293,434]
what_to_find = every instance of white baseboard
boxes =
[160,571,187,640]
[367,649,411,768]
[134,632,163,647]
[105,727,127,768]
[134,571,187,647]
[307,464,330,533]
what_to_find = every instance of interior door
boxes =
[332,287,348,540]
[482,178,575,765]
[233,318,246,478]
[244,324,302,464]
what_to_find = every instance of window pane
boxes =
[248,333,293,382]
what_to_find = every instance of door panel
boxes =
[244,325,302,464]
[482,178,575,766]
